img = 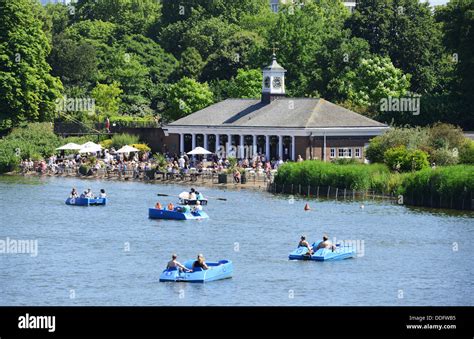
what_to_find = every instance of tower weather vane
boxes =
[272,44,279,56]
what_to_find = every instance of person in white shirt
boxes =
[178,156,185,169]
[99,189,106,198]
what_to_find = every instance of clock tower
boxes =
[261,53,286,104]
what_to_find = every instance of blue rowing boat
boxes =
[148,208,209,220]
[159,260,233,283]
[65,197,107,206]
[288,243,356,261]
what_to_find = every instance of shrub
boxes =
[110,133,140,149]
[384,146,429,172]
[459,140,474,164]
[100,139,113,149]
[430,147,459,166]
[132,143,151,152]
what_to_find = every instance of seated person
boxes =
[192,201,203,212]
[167,254,191,272]
[192,254,209,271]
[70,188,78,198]
[85,188,93,198]
[189,191,197,200]
[80,191,87,198]
[315,235,336,251]
[167,202,174,211]
[99,189,106,198]
[298,235,313,254]
[155,201,162,209]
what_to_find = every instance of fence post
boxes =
[335,188,338,201]
[307,185,310,197]
[327,186,330,199]
[317,186,319,199]
[299,184,301,195]
[344,188,346,200]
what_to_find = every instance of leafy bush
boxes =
[132,143,151,152]
[100,139,113,149]
[110,133,140,149]
[0,123,61,173]
[459,140,474,164]
[383,146,430,172]
[430,147,459,166]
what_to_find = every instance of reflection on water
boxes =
[0,175,473,306]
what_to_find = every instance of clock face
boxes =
[264,76,271,88]
[273,77,282,89]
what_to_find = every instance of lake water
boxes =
[0,175,473,306]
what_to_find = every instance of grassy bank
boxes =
[273,161,474,210]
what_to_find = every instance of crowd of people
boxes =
[19,147,295,183]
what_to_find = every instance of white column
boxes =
[179,133,184,154]
[215,134,220,153]
[203,133,208,150]
[292,135,296,161]
[323,133,327,162]
[278,135,283,160]
[227,134,232,157]
[252,135,257,157]
[192,133,196,150]
[239,135,244,159]
[265,135,270,160]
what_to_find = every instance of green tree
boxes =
[436,0,474,129]
[227,69,262,98]
[91,82,123,116]
[347,0,446,94]
[177,47,205,80]
[337,56,411,108]
[164,77,214,121]
[0,0,63,130]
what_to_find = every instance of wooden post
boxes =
[327,186,330,199]
[316,186,319,199]
[335,188,338,200]
[299,184,301,195]
[344,188,346,200]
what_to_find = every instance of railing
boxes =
[269,182,473,211]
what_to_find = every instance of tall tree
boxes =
[347,0,446,94]
[0,0,63,130]
[436,0,474,129]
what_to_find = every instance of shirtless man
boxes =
[315,235,336,251]
[166,254,191,272]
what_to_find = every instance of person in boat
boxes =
[298,235,313,254]
[85,188,93,198]
[155,202,163,209]
[192,254,209,271]
[70,188,78,198]
[315,235,336,251]
[192,200,203,213]
[167,202,174,211]
[167,254,191,272]
[99,189,106,198]
[80,191,87,198]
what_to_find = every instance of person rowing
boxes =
[192,200,203,213]
[167,254,191,272]
[298,235,313,255]
[315,235,336,251]
[99,189,106,198]
[192,254,209,271]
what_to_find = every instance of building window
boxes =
[338,148,352,158]
[355,148,361,158]
[271,4,279,12]
[330,148,336,158]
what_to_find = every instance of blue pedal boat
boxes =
[65,197,107,206]
[159,260,233,283]
[148,208,209,220]
[289,243,356,261]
